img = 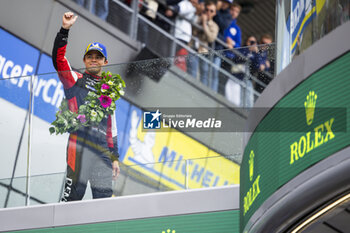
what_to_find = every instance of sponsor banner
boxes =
[290,0,316,53]
[240,52,350,230]
[160,131,209,189]
[0,29,67,179]
[119,105,145,162]
[33,54,63,123]
[122,108,239,189]
[249,107,346,132]
[115,98,131,161]
[0,28,64,123]
[316,0,326,14]
[121,107,174,186]
[206,150,240,186]
[0,28,40,109]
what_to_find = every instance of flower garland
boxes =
[49,71,125,135]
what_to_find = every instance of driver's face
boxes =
[83,50,108,75]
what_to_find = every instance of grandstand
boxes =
[0,0,349,232]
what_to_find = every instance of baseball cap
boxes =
[222,0,233,3]
[84,42,107,60]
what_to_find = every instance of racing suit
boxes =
[52,27,119,201]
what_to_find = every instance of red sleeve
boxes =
[52,27,82,89]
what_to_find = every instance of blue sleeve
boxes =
[258,53,265,66]
[235,26,242,48]
[223,26,231,40]
[258,52,270,71]
[250,52,262,70]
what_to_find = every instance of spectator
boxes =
[241,36,263,75]
[73,0,109,20]
[140,0,159,21]
[212,0,233,93]
[220,2,242,95]
[226,35,258,108]
[166,0,196,47]
[259,33,273,72]
[155,0,181,32]
[259,33,273,46]
[223,3,242,59]
[166,0,196,71]
[188,1,219,87]
[192,0,205,17]
[213,0,233,50]
[197,0,205,14]
[255,33,274,93]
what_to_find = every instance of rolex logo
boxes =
[304,91,317,125]
[162,229,176,233]
[249,150,255,181]
[244,150,261,215]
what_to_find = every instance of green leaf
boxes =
[98,110,104,118]
[57,119,64,124]
[79,105,87,112]
[49,127,56,134]
[50,71,126,135]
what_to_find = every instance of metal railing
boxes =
[0,62,243,208]
[0,155,240,208]
[71,0,278,107]
[109,0,272,106]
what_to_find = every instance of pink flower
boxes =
[77,114,86,123]
[101,84,110,90]
[99,95,112,108]
[108,74,112,77]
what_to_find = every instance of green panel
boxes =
[240,52,350,231]
[11,210,239,233]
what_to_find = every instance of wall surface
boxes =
[0,185,240,232]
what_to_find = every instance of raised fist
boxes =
[62,12,78,30]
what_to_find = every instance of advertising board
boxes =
[240,52,350,231]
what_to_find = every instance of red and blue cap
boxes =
[84,42,107,60]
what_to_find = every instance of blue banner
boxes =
[33,54,63,122]
[119,105,143,161]
[290,0,316,53]
[0,28,40,110]
[115,98,131,161]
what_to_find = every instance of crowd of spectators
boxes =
[187,0,219,88]
[71,0,275,107]
[141,0,274,106]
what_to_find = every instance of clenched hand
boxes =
[62,12,78,30]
